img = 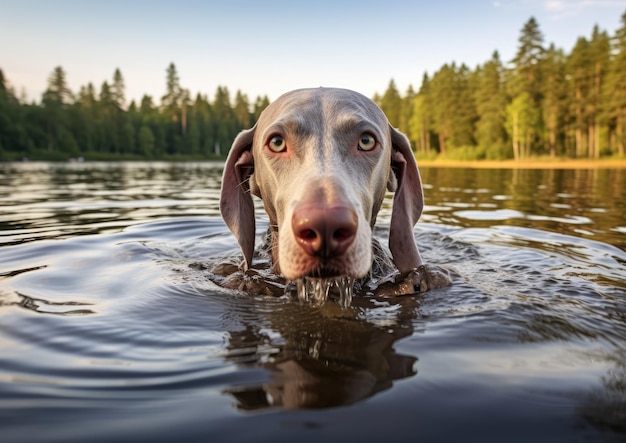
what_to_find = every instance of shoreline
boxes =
[3,157,626,169]
[416,158,626,169]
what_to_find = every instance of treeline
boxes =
[375,14,626,160]
[0,63,269,160]
[1,14,626,161]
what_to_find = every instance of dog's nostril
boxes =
[333,228,352,240]
[298,229,318,240]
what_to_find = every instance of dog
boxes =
[218,87,450,296]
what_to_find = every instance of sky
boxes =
[1,0,625,105]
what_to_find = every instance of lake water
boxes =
[1,162,625,442]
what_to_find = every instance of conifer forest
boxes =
[1,14,626,161]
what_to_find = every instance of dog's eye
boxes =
[268,135,286,152]
[358,133,376,151]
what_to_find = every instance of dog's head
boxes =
[220,88,423,280]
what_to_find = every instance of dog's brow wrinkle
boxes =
[269,115,314,139]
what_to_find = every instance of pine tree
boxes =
[510,17,545,102]
[111,68,125,110]
[605,11,626,157]
[180,88,190,136]
[508,17,545,155]
[213,86,236,155]
[428,64,477,153]
[475,51,508,158]
[587,26,610,158]
[192,93,213,156]
[43,66,73,105]
[138,94,166,157]
[0,69,22,154]
[417,73,433,153]
[234,90,251,128]
[74,83,98,152]
[161,63,186,154]
[162,62,182,121]
[408,94,428,152]
[97,81,120,153]
[540,44,566,157]
[380,79,402,128]
[42,66,74,151]
[430,64,456,153]
[253,95,270,121]
[568,36,591,157]
[399,85,416,135]
[451,64,478,149]
[137,125,155,157]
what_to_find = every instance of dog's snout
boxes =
[292,206,358,259]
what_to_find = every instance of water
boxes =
[1,162,625,442]
[296,276,354,308]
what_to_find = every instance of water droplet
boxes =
[295,276,354,308]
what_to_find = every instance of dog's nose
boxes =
[292,206,357,258]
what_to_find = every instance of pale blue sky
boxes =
[1,0,625,104]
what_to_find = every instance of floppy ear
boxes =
[220,126,256,271]
[388,125,424,272]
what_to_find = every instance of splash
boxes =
[295,276,355,308]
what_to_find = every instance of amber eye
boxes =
[358,133,376,151]
[268,135,286,152]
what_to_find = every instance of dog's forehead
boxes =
[257,88,389,130]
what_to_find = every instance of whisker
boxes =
[235,176,252,193]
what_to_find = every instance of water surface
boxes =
[1,162,625,442]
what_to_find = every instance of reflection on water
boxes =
[2,162,625,249]
[0,161,225,244]
[223,297,419,410]
[418,167,626,250]
[0,162,625,442]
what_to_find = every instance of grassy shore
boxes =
[416,157,626,169]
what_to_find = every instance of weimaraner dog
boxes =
[219,88,450,296]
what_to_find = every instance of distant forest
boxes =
[1,14,626,161]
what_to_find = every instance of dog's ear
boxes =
[388,125,424,272]
[220,126,256,271]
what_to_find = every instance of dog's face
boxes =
[248,89,393,280]
[220,87,424,282]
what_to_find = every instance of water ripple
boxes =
[0,163,625,441]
